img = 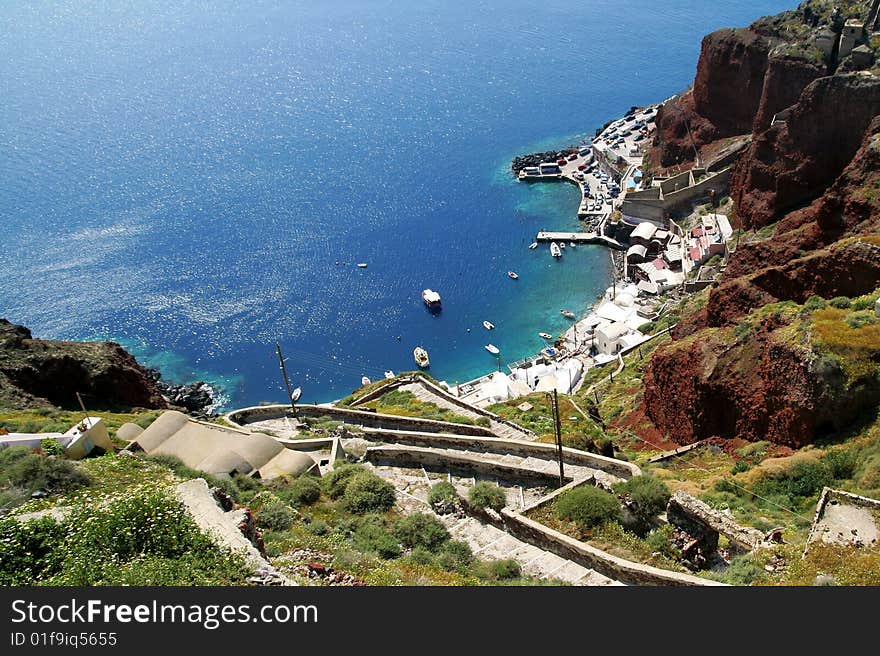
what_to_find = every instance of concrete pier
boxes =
[536,231,625,249]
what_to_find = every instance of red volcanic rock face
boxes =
[692,28,770,135]
[752,52,825,133]
[732,74,880,229]
[643,315,879,448]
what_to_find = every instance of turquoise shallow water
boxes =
[0,0,794,407]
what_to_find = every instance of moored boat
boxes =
[507,271,518,279]
[361,376,371,386]
[539,332,553,339]
[384,370,395,379]
[357,263,368,268]
[550,242,562,258]
[413,346,430,368]
[485,344,500,355]
[422,289,441,308]
[560,309,575,318]
[483,320,495,330]
[528,242,538,249]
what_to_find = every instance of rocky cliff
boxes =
[635,1,880,447]
[0,319,167,411]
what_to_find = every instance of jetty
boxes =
[536,231,625,250]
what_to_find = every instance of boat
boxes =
[485,344,500,355]
[483,320,495,330]
[361,376,371,386]
[413,346,430,368]
[569,242,576,248]
[539,332,553,340]
[290,387,302,402]
[507,271,519,279]
[560,242,566,249]
[356,263,368,268]
[560,309,576,318]
[529,242,538,249]
[550,242,562,258]
[384,370,395,379]
[422,288,441,308]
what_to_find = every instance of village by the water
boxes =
[421,101,734,410]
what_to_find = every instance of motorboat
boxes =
[361,376,372,386]
[550,242,562,258]
[560,309,576,319]
[539,332,553,340]
[485,344,500,355]
[413,346,430,368]
[483,320,495,330]
[422,289,441,308]
[560,242,566,249]
[384,370,395,379]
[290,387,302,402]
[356,263,368,268]
[528,242,538,249]
[507,271,519,279]
[569,242,576,248]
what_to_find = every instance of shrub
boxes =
[393,513,450,552]
[824,449,858,480]
[468,481,506,512]
[721,554,766,586]
[556,485,622,529]
[613,475,670,521]
[306,520,329,536]
[39,439,65,456]
[0,449,90,498]
[322,464,365,499]
[341,472,396,514]
[489,559,521,580]
[408,547,435,565]
[436,540,474,571]
[427,481,459,514]
[645,524,680,560]
[731,460,751,475]
[285,475,321,506]
[829,296,851,309]
[804,295,827,311]
[256,502,296,532]
[353,515,401,559]
[475,417,491,428]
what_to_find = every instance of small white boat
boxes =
[357,263,368,268]
[290,387,302,402]
[422,288,441,308]
[539,332,553,340]
[384,370,395,379]
[560,309,576,319]
[529,242,538,249]
[414,346,430,368]
[485,344,500,355]
[507,271,519,279]
[569,242,576,248]
[361,376,372,386]
[550,242,562,258]
[483,320,495,330]
[560,242,566,249]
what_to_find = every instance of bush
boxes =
[408,546,435,565]
[0,448,90,498]
[306,520,329,536]
[393,513,450,552]
[256,502,296,531]
[322,464,365,499]
[475,417,492,428]
[556,485,622,529]
[829,296,851,309]
[489,559,521,580]
[731,460,751,475]
[613,475,670,521]
[824,449,858,480]
[427,481,459,514]
[468,482,506,512]
[285,475,321,506]
[39,439,65,456]
[804,295,827,311]
[721,554,767,586]
[353,515,401,559]
[645,524,680,560]
[436,540,474,571]
[341,472,396,514]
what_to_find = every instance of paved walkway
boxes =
[399,381,533,442]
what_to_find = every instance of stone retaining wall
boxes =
[227,403,496,437]
[499,509,724,586]
[359,427,641,479]
[364,445,566,487]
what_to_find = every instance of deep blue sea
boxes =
[0,0,794,408]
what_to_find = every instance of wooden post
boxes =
[75,392,91,430]
[551,389,565,487]
[276,342,296,415]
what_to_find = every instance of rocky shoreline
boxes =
[511,147,578,175]
[145,368,219,418]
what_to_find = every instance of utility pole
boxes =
[550,389,565,487]
[75,392,91,431]
[276,342,296,415]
